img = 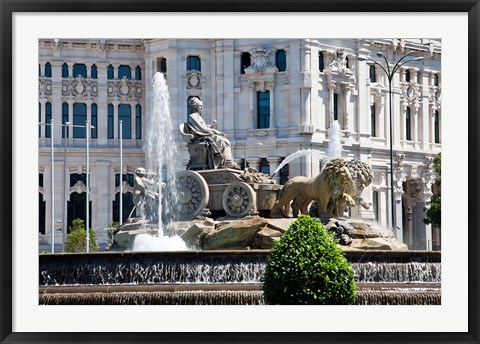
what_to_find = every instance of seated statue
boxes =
[179,97,239,170]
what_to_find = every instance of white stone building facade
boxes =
[38,38,441,251]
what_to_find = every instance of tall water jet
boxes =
[325,120,342,162]
[132,72,187,251]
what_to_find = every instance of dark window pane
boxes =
[259,158,270,175]
[319,52,324,72]
[241,52,251,74]
[257,91,270,129]
[434,110,440,143]
[73,63,87,78]
[91,64,98,79]
[406,70,411,82]
[434,73,439,86]
[136,105,142,139]
[369,65,376,82]
[113,192,135,224]
[333,93,338,121]
[115,173,135,187]
[39,64,41,76]
[62,63,69,78]
[406,107,411,140]
[276,50,286,72]
[108,104,114,139]
[70,173,86,187]
[62,102,69,138]
[118,104,131,139]
[45,63,52,77]
[39,173,44,187]
[187,56,201,71]
[73,103,87,138]
[39,103,41,137]
[45,102,52,138]
[118,65,131,79]
[371,105,376,137]
[91,104,97,139]
[39,193,46,234]
[157,58,167,73]
[135,66,142,80]
[107,65,114,79]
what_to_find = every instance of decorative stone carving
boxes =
[328,49,352,75]
[39,79,53,96]
[62,76,98,98]
[114,181,134,195]
[107,79,142,100]
[187,72,201,89]
[428,85,442,110]
[245,48,277,74]
[400,81,422,108]
[393,153,407,198]
[70,180,86,194]
[418,157,436,201]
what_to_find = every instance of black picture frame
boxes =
[1,1,479,343]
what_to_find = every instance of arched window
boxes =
[157,57,167,73]
[319,51,324,72]
[118,65,131,79]
[118,104,131,139]
[434,110,440,143]
[45,102,52,138]
[67,174,91,230]
[107,65,114,79]
[135,66,142,80]
[406,106,412,141]
[241,52,251,74]
[275,49,286,72]
[136,105,142,139]
[91,104,97,139]
[73,63,87,78]
[186,56,201,71]
[257,91,270,129]
[62,63,69,78]
[91,64,98,79]
[73,103,87,138]
[369,64,376,82]
[405,69,411,82]
[62,103,69,138]
[45,63,52,77]
[108,104,114,139]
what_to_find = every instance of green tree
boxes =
[65,218,99,253]
[424,153,441,228]
[263,216,356,305]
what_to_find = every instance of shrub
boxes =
[263,215,356,305]
[65,219,99,253]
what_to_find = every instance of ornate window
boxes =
[319,52,324,72]
[108,104,114,139]
[73,63,87,78]
[44,62,52,77]
[136,104,142,139]
[91,64,98,79]
[257,91,270,129]
[62,63,69,78]
[118,104,131,139]
[62,103,69,138]
[73,103,87,138]
[118,65,131,79]
[107,65,114,80]
[241,52,251,74]
[187,56,201,71]
[275,49,286,72]
[369,64,376,82]
[135,66,142,80]
[406,106,412,141]
[45,102,52,138]
[91,104,97,139]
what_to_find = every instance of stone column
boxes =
[92,161,110,230]
[97,63,108,145]
[85,63,92,79]
[39,99,47,138]
[328,79,336,127]
[249,81,255,128]
[343,83,353,135]
[246,158,260,172]
[268,82,275,129]
[112,100,119,140]
[267,157,282,183]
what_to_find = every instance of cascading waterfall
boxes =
[132,72,187,251]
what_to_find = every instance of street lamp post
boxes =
[361,51,423,235]
[39,120,71,254]
[66,121,95,253]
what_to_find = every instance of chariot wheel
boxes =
[222,182,256,218]
[175,170,209,221]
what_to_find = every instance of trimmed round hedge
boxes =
[263,215,356,305]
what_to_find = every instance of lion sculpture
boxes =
[270,158,373,218]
